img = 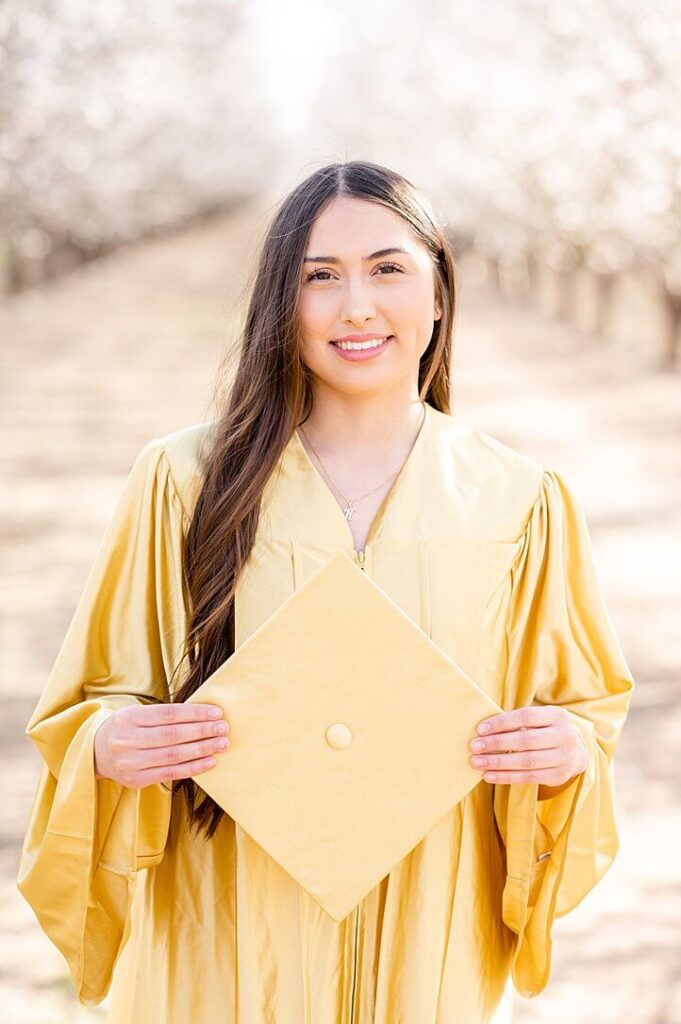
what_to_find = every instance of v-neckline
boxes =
[291,402,432,555]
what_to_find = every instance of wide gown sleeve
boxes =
[493,466,635,998]
[16,438,189,1006]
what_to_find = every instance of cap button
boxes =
[325,723,353,749]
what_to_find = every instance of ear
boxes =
[433,283,443,320]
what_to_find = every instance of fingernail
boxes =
[478,723,491,733]
[209,707,222,718]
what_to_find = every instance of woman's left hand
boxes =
[469,704,588,786]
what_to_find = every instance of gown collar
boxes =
[265,401,435,551]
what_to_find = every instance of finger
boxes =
[470,726,560,754]
[477,705,558,735]
[471,747,563,773]
[134,756,220,787]
[135,735,230,770]
[481,767,567,785]
[134,718,230,749]
[132,703,224,726]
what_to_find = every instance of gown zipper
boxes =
[349,904,360,1023]
[350,546,365,1021]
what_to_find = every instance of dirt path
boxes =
[2,200,678,1023]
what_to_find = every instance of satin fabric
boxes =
[17,402,634,1023]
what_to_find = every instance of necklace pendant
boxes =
[343,502,357,520]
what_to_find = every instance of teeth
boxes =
[335,337,389,351]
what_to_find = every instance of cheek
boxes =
[391,280,435,324]
[297,318,331,373]
[298,291,332,334]
[391,291,436,347]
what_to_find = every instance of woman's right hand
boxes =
[94,702,230,789]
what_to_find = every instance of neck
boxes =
[298,395,426,462]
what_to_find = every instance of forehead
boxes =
[306,196,423,258]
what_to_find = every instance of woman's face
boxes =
[297,196,442,398]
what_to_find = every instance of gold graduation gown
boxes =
[17,402,634,1023]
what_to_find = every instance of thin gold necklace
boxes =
[298,402,426,522]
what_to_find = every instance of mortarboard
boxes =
[186,549,502,922]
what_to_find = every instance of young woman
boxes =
[18,160,634,1023]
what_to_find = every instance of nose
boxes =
[339,274,377,326]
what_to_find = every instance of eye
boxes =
[304,262,404,283]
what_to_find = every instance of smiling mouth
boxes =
[330,336,394,351]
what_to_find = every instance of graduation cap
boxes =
[186,549,502,922]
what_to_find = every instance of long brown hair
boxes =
[171,159,459,840]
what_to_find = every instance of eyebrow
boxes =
[303,247,411,264]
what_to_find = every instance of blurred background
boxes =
[2,1,679,1021]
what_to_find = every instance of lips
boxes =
[329,335,395,361]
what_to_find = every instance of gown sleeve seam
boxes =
[503,465,556,590]
[516,465,552,543]
[157,444,193,524]
[498,468,548,705]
